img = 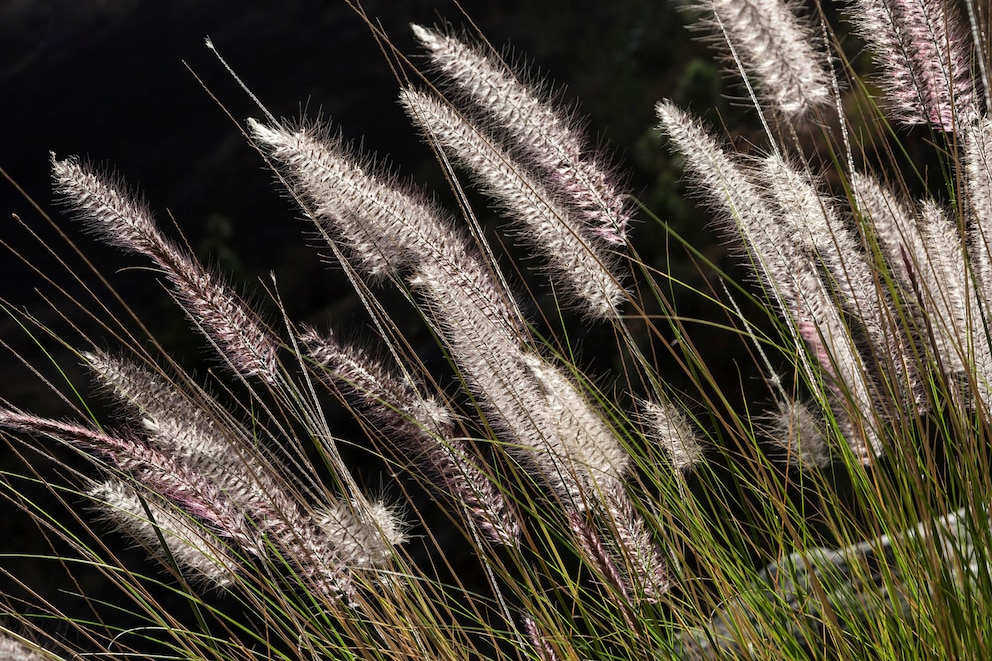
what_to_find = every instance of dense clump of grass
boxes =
[2,1,992,659]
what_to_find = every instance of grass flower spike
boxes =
[848,0,979,131]
[89,480,240,588]
[411,24,632,245]
[400,88,626,318]
[0,637,55,661]
[688,0,832,119]
[52,156,280,382]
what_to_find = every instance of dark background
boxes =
[0,0,756,651]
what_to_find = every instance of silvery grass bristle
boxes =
[300,326,522,547]
[51,156,280,383]
[0,636,53,661]
[89,480,240,588]
[410,24,632,245]
[686,0,832,119]
[849,0,978,131]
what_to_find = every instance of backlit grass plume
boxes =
[2,1,992,659]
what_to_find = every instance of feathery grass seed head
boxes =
[250,118,459,278]
[690,0,833,118]
[401,87,626,318]
[848,0,979,131]
[53,157,279,382]
[522,353,628,487]
[641,398,704,473]
[412,24,632,244]
[0,636,55,661]
[89,480,239,588]
[767,398,831,469]
[82,351,236,465]
[966,118,992,294]
[51,154,161,255]
[315,499,407,569]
